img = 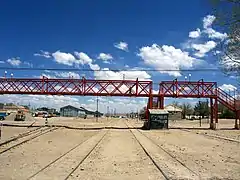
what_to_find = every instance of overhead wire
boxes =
[0,67,221,72]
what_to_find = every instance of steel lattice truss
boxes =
[217,88,236,111]
[159,80,238,111]
[159,80,217,98]
[0,78,152,97]
[0,77,238,113]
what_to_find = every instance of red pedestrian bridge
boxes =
[0,77,239,129]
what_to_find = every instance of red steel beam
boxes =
[159,80,217,98]
[0,78,152,97]
[0,77,237,112]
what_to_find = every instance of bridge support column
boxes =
[210,98,217,130]
[214,98,218,126]
[159,96,164,109]
[234,111,240,130]
[146,96,153,119]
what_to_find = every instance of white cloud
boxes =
[189,28,201,38]
[0,94,82,110]
[202,15,228,40]
[36,50,94,67]
[54,72,80,79]
[7,58,21,66]
[87,97,148,113]
[52,51,76,66]
[0,94,147,113]
[204,28,228,40]
[0,61,5,64]
[89,63,100,71]
[40,73,55,79]
[114,41,128,51]
[191,41,217,57]
[94,68,151,80]
[74,52,93,65]
[219,84,237,92]
[34,50,51,58]
[214,50,221,55]
[152,90,159,94]
[203,15,216,29]
[235,94,240,100]
[138,44,196,77]
[97,53,113,63]
[39,71,81,79]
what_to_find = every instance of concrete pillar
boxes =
[235,111,240,130]
[157,97,161,108]
[214,98,218,130]
[160,96,164,109]
[210,123,216,130]
[234,119,239,129]
[215,98,218,124]
[210,98,215,129]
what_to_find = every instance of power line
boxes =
[0,67,221,72]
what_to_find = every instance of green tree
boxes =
[194,100,210,118]
[218,103,236,118]
[181,103,193,119]
[211,0,240,81]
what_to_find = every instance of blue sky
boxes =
[0,0,238,112]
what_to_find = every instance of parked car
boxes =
[0,112,8,121]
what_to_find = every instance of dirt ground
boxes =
[0,117,239,180]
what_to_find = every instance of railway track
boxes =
[125,122,169,180]
[27,119,118,180]
[180,129,240,143]
[63,130,108,180]
[0,126,59,155]
[125,120,200,180]
[0,126,43,146]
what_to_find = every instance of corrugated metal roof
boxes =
[149,109,169,114]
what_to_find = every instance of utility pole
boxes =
[96,96,99,122]
[107,106,109,120]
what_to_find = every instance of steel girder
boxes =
[0,78,153,97]
[159,80,217,98]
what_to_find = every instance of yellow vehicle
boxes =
[14,110,26,121]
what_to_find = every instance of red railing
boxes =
[0,78,152,97]
[159,80,217,98]
[217,88,236,111]
[158,80,238,112]
[0,77,238,114]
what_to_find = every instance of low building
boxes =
[79,107,103,117]
[2,104,29,113]
[164,104,182,120]
[60,105,85,117]
[60,105,103,118]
